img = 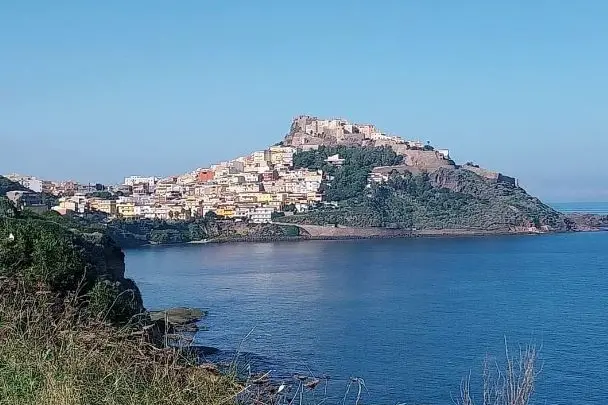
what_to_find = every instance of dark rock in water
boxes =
[145,307,207,347]
[149,307,206,325]
[192,345,220,356]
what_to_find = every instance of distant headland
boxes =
[2,115,607,246]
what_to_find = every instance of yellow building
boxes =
[59,200,78,212]
[215,207,236,218]
[256,193,273,203]
[90,199,117,215]
[116,202,136,218]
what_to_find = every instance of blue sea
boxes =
[125,223,608,404]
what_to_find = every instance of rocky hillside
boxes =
[284,115,515,181]
[284,147,573,233]
[100,217,303,246]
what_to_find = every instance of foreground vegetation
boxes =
[0,276,540,405]
[0,198,271,405]
[0,278,245,405]
[1,196,540,404]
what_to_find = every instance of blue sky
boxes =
[1,1,606,201]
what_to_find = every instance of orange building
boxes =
[197,169,214,182]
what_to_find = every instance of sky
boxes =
[1,1,607,202]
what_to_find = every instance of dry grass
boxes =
[456,339,539,405]
[0,276,540,405]
[0,277,244,405]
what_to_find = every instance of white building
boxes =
[250,207,274,224]
[243,172,261,183]
[124,176,158,188]
[134,205,154,218]
[176,173,197,185]
[325,154,345,166]
[437,149,450,159]
[5,174,43,193]
[251,151,268,164]
[22,178,42,193]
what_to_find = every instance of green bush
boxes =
[294,145,403,201]
[149,229,186,244]
[0,209,143,324]
[87,280,143,324]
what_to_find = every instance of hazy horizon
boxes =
[1,2,607,202]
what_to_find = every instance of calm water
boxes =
[125,232,608,404]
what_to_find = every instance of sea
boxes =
[125,203,608,405]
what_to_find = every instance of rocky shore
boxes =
[199,215,607,245]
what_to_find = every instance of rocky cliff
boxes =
[285,146,573,233]
[0,197,144,324]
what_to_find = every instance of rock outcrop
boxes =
[565,213,608,231]
[283,149,571,234]
[0,198,144,324]
[284,116,516,183]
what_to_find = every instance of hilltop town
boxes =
[5,115,504,224]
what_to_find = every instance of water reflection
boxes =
[125,234,608,404]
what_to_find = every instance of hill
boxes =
[280,143,571,233]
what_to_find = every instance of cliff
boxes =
[0,197,144,323]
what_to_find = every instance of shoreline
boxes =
[127,225,607,249]
[195,227,606,245]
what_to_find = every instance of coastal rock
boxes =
[149,307,206,325]
[566,213,608,231]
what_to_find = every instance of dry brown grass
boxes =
[456,339,539,405]
[0,276,540,405]
[0,277,244,405]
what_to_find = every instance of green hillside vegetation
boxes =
[0,198,249,405]
[286,150,569,232]
[0,176,28,195]
[105,218,210,247]
[0,197,143,323]
[20,211,203,247]
[0,175,58,208]
[92,217,300,246]
[294,145,403,201]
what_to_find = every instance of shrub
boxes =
[294,146,403,202]
[0,278,242,405]
[87,280,144,325]
[0,211,143,324]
